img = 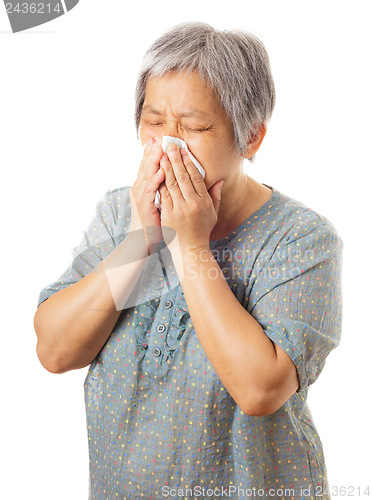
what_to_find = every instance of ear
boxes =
[242,124,267,159]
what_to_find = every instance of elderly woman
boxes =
[34,22,342,499]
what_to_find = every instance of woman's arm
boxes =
[158,146,299,416]
[35,141,166,374]
[171,245,300,417]
[34,224,150,374]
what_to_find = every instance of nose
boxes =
[162,121,184,141]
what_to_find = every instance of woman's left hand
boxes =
[158,144,224,255]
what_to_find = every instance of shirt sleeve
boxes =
[248,216,343,393]
[37,186,131,308]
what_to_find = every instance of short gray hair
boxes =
[134,22,276,160]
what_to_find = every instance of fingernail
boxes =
[180,148,188,157]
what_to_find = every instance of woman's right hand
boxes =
[129,137,165,254]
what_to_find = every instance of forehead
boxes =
[143,71,221,117]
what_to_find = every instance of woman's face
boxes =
[139,71,244,190]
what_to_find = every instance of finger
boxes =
[138,137,154,173]
[158,178,173,209]
[140,138,163,179]
[180,148,207,197]
[208,179,224,214]
[160,148,185,203]
[135,138,165,202]
[165,144,197,200]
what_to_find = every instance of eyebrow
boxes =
[141,105,211,119]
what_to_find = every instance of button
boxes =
[153,347,162,357]
[164,300,173,309]
[156,324,166,333]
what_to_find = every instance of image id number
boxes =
[316,486,371,497]
[5,3,62,14]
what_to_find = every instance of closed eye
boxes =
[145,122,164,127]
[144,122,211,132]
[183,126,211,133]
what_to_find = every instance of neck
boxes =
[210,169,272,241]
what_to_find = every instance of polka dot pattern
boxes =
[37,185,342,499]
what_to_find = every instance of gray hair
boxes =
[134,22,276,161]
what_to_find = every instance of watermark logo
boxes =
[4,0,79,33]
[78,224,315,312]
[161,484,315,498]
[82,226,182,311]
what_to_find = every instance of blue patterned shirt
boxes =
[37,185,343,500]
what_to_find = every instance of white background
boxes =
[1,1,371,498]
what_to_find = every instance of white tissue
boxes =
[154,136,206,210]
